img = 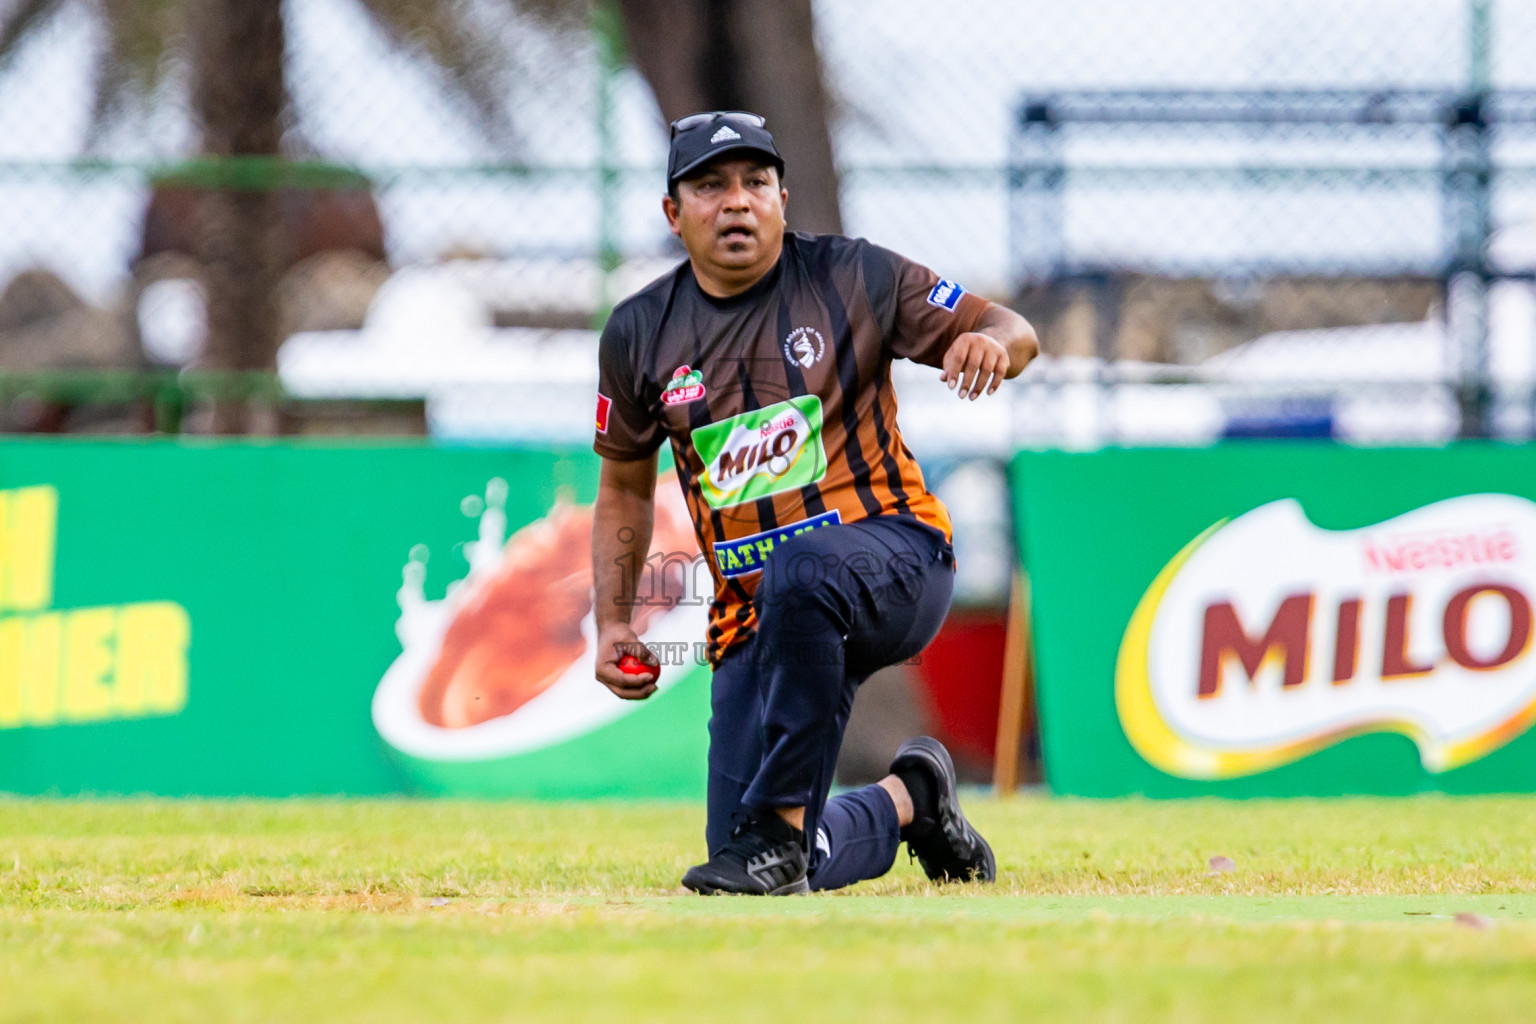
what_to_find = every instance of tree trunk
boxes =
[617,0,842,235]
[190,0,285,434]
[726,0,841,236]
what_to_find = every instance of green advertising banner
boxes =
[1014,445,1536,797]
[0,439,711,798]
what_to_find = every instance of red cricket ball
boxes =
[617,654,656,677]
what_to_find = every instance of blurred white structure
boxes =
[137,277,208,367]
[278,228,1536,450]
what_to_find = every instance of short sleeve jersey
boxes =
[593,231,989,665]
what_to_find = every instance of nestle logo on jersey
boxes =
[927,279,965,312]
[662,365,706,406]
[691,396,828,509]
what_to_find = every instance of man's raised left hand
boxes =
[940,331,1012,400]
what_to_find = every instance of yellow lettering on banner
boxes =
[0,617,21,727]
[0,613,62,727]
[61,607,114,722]
[0,603,191,729]
[115,602,191,715]
[0,486,57,612]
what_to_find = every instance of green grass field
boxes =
[5,795,1536,1023]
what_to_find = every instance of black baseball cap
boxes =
[666,111,785,188]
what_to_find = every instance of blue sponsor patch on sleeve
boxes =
[927,279,965,312]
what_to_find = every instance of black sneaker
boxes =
[681,813,810,895]
[890,736,996,883]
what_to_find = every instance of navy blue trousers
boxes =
[706,514,955,891]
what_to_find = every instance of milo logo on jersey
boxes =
[692,396,828,509]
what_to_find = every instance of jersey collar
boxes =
[686,245,787,310]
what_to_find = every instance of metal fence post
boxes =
[1010,98,1065,288]
[1443,90,1494,439]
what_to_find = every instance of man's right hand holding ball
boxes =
[596,624,660,700]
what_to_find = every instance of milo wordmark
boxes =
[1117,495,1536,780]
[692,396,827,509]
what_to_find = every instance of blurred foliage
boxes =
[0,0,593,153]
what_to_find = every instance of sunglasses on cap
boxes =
[669,111,768,138]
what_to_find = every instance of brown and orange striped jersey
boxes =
[593,231,989,664]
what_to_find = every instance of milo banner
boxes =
[0,440,709,797]
[1014,445,1536,797]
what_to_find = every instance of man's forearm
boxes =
[976,304,1039,378]
[592,470,657,633]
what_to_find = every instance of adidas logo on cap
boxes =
[710,125,742,144]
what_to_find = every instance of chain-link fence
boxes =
[0,0,1532,443]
